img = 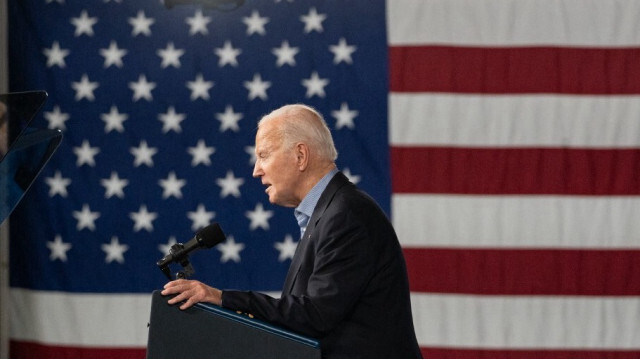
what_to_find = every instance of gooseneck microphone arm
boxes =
[157,223,226,280]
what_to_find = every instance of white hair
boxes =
[258,104,338,162]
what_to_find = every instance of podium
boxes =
[146,290,322,359]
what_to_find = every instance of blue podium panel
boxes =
[147,290,321,359]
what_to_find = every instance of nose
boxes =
[252,161,262,178]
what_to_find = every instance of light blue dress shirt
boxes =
[294,168,339,239]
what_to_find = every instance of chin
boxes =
[267,194,279,205]
[270,197,296,208]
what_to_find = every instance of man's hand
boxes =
[161,279,223,310]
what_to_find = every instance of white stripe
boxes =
[410,293,640,349]
[389,94,640,148]
[393,195,640,248]
[10,289,152,346]
[388,0,640,46]
[9,289,282,347]
[10,289,640,350]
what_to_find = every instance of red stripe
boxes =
[14,340,640,359]
[389,46,640,94]
[420,347,640,359]
[391,147,640,195]
[10,340,145,359]
[404,248,640,296]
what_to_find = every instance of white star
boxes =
[186,10,211,35]
[71,74,99,101]
[342,168,362,185]
[128,10,155,36]
[214,41,241,67]
[329,37,357,64]
[159,171,187,199]
[216,170,244,198]
[130,204,158,232]
[70,10,98,37]
[187,204,216,232]
[45,170,71,197]
[274,234,297,262]
[44,105,70,130]
[217,236,245,263]
[187,139,216,166]
[300,7,326,33]
[215,105,243,132]
[272,40,299,67]
[243,10,269,35]
[47,235,72,262]
[158,106,186,133]
[301,71,329,98]
[100,171,129,198]
[157,42,184,69]
[73,140,100,167]
[101,105,128,133]
[100,40,127,68]
[129,74,156,102]
[331,102,358,129]
[42,41,70,68]
[244,73,271,101]
[245,203,274,230]
[130,140,158,167]
[245,146,256,165]
[158,236,177,256]
[72,204,100,231]
[102,236,129,264]
[186,73,214,101]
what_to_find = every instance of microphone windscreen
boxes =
[196,223,226,248]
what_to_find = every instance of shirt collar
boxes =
[295,167,339,220]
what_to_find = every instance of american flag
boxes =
[6,0,640,358]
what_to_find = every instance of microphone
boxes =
[157,223,226,269]
[162,0,245,10]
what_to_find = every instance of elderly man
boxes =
[162,104,422,359]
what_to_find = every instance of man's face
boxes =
[252,119,301,207]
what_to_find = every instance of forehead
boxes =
[255,118,283,148]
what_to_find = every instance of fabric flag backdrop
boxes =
[6,0,640,358]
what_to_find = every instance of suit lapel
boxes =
[281,172,351,293]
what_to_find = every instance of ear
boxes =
[295,142,309,171]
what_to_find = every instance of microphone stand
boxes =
[158,242,196,280]
[176,256,195,279]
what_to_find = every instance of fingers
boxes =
[176,293,198,310]
[161,279,194,308]
[161,279,187,292]
[160,280,216,310]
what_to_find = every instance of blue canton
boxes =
[8,0,389,295]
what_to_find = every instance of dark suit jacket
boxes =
[222,172,422,359]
